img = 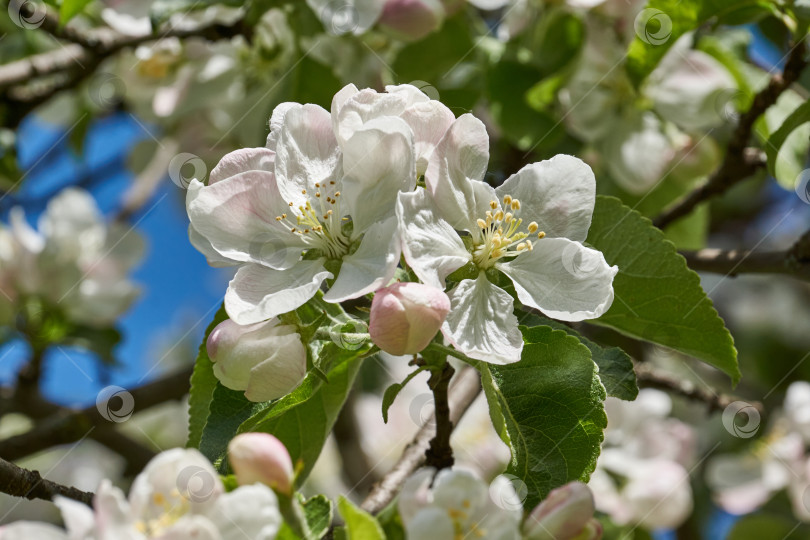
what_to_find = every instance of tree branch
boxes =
[680,229,810,281]
[360,366,481,515]
[0,367,192,463]
[0,456,93,505]
[654,41,808,229]
[634,363,762,414]
[424,362,455,471]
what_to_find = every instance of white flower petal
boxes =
[341,116,415,233]
[54,496,95,539]
[0,523,68,540]
[442,273,523,365]
[246,336,308,401]
[331,83,360,134]
[425,114,492,233]
[335,88,409,146]
[226,261,332,324]
[400,100,455,176]
[209,484,282,540]
[188,225,239,267]
[497,238,617,322]
[384,84,431,106]
[274,103,342,208]
[209,147,275,184]
[495,155,596,242]
[161,516,220,540]
[324,216,400,303]
[186,176,305,270]
[266,102,300,151]
[405,507,456,540]
[397,189,470,289]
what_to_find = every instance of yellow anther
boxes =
[495,210,504,221]
[302,189,307,195]
[517,242,527,251]
[334,191,341,197]
[315,192,321,198]
[282,213,287,219]
[275,216,282,221]
[504,212,513,223]
[315,183,320,188]
[527,239,533,251]
[528,221,538,233]
[503,195,512,205]
[537,231,546,239]
[291,227,296,232]
[511,199,521,210]
[489,200,498,210]
[330,180,335,185]
[477,218,487,229]
[289,202,294,207]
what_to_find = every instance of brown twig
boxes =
[360,366,481,515]
[634,363,762,414]
[654,41,808,229]
[424,361,455,471]
[0,456,94,505]
[680,229,810,281]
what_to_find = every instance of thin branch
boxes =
[424,362,455,471]
[0,367,192,462]
[654,41,808,229]
[360,366,482,515]
[0,456,93,505]
[680,229,810,281]
[634,363,762,414]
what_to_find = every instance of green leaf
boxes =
[301,495,333,540]
[626,0,779,86]
[764,95,810,190]
[481,326,607,509]
[382,367,426,423]
[586,196,739,383]
[520,314,638,401]
[59,0,92,24]
[727,514,807,540]
[237,343,371,485]
[187,303,228,448]
[199,383,267,469]
[337,496,385,540]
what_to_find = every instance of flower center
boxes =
[275,181,351,259]
[471,195,545,269]
[135,490,190,536]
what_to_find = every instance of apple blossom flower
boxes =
[369,282,450,355]
[206,318,307,402]
[228,433,295,494]
[523,482,602,540]
[188,88,416,324]
[1,187,142,328]
[398,468,522,540]
[0,448,282,540]
[397,114,616,364]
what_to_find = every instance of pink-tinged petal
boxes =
[186,175,304,270]
[425,114,492,234]
[369,282,450,355]
[442,273,523,365]
[495,155,596,243]
[335,88,410,146]
[225,261,332,324]
[400,100,455,176]
[396,189,470,290]
[497,238,617,322]
[209,147,275,184]
[266,102,301,151]
[228,433,294,494]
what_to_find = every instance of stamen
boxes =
[528,222,538,233]
[537,231,546,239]
[503,195,512,205]
[489,200,498,210]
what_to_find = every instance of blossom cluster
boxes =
[186,82,617,395]
[0,188,142,329]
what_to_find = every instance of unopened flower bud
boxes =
[369,282,450,356]
[228,433,294,495]
[378,0,444,41]
[206,318,306,402]
[523,482,600,540]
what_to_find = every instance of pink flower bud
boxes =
[523,482,600,540]
[228,433,294,495]
[378,0,444,41]
[369,282,450,356]
[206,318,306,402]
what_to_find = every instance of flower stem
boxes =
[424,360,455,471]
